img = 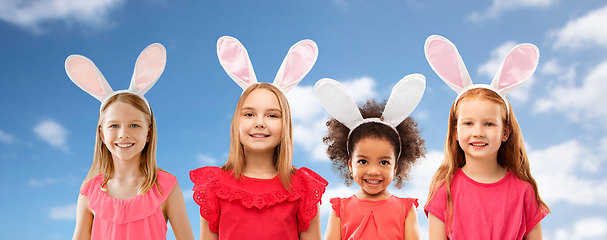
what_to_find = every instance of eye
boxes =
[380,160,390,166]
[243,112,254,117]
[464,122,473,126]
[357,159,368,165]
[108,124,118,129]
[485,122,495,127]
[268,113,279,118]
[130,124,140,128]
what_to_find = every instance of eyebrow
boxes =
[241,107,282,112]
[355,154,394,160]
[105,119,145,123]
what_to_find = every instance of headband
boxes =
[65,43,166,112]
[314,74,426,159]
[217,36,318,93]
[424,35,539,120]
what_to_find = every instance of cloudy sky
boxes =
[1,0,606,239]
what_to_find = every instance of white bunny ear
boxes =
[217,36,258,90]
[424,35,473,95]
[314,78,363,129]
[129,43,166,96]
[383,74,426,126]
[273,39,318,93]
[490,43,539,95]
[65,55,114,102]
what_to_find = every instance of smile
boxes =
[250,134,269,138]
[471,143,488,146]
[364,179,382,184]
[116,143,135,148]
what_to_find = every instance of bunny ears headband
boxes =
[315,74,426,159]
[65,43,167,112]
[217,36,318,93]
[424,35,539,119]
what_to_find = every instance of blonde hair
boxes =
[81,93,161,195]
[425,88,550,231]
[222,83,295,190]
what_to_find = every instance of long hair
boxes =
[222,83,295,190]
[425,88,550,232]
[81,93,160,195]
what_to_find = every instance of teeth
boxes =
[117,143,134,148]
[366,179,381,184]
[251,134,267,137]
[472,143,487,146]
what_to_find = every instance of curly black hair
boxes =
[323,99,426,188]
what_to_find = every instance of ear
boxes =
[217,36,258,90]
[65,55,114,102]
[98,126,105,143]
[129,43,166,96]
[273,39,318,93]
[503,124,512,142]
[314,78,364,130]
[490,43,539,95]
[424,35,473,95]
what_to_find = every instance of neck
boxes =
[242,148,278,179]
[461,155,507,184]
[112,156,144,180]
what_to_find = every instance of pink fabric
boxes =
[426,39,464,89]
[134,44,166,92]
[80,170,177,240]
[66,56,108,97]
[217,38,252,84]
[282,42,318,88]
[331,195,418,240]
[425,169,548,240]
[190,166,327,240]
[498,45,539,91]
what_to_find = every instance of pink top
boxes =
[330,195,418,240]
[80,170,177,240]
[190,166,328,240]
[425,169,548,240]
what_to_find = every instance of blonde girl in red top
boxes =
[190,36,327,240]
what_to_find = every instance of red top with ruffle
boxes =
[190,166,327,240]
[331,195,418,240]
[80,170,177,240]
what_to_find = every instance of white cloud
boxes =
[552,4,607,49]
[49,203,77,220]
[28,176,79,187]
[540,58,577,86]
[287,77,377,161]
[548,217,607,240]
[320,185,358,216]
[0,129,15,144]
[468,0,554,21]
[33,119,69,151]
[391,151,444,207]
[535,60,607,128]
[529,139,607,206]
[196,154,218,166]
[0,0,123,34]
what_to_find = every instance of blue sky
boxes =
[1,0,607,239]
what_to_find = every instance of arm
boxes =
[404,205,421,240]
[162,183,195,240]
[428,212,447,240]
[300,203,321,240]
[323,208,341,240]
[524,222,543,240]
[200,217,219,240]
[72,194,93,240]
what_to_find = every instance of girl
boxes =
[423,35,550,240]
[315,76,427,240]
[66,44,194,240]
[190,36,327,240]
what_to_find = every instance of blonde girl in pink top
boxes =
[66,44,194,240]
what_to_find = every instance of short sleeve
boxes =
[329,197,342,218]
[294,167,328,232]
[401,198,419,217]
[190,166,221,233]
[523,183,548,236]
[424,184,447,222]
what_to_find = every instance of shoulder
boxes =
[293,167,328,186]
[80,173,103,196]
[157,169,178,193]
[394,196,419,209]
[190,166,223,185]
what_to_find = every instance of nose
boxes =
[367,164,380,176]
[472,125,485,138]
[254,116,266,129]
[118,127,130,139]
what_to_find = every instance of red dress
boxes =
[425,169,548,240]
[80,170,177,240]
[190,166,328,240]
[331,195,418,240]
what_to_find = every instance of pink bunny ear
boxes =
[490,43,539,95]
[273,39,318,93]
[65,55,114,102]
[129,43,166,95]
[424,35,473,94]
[217,36,258,90]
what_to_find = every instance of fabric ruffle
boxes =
[81,170,177,224]
[190,166,328,233]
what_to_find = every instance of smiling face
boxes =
[238,88,283,155]
[99,101,150,163]
[350,137,397,200]
[456,98,510,164]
